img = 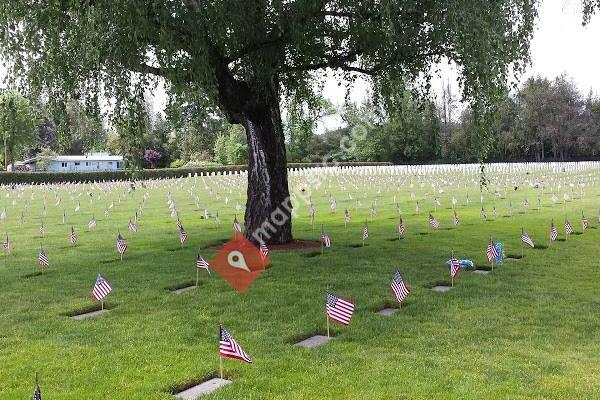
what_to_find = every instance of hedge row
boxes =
[0,162,392,184]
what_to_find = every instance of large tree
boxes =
[0,1,539,243]
[0,90,37,169]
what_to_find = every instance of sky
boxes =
[1,0,599,130]
[316,0,600,131]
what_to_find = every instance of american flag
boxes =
[215,211,221,225]
[398,217,406,236]
[415,201,420,213]
[453,211,460,225]
[521,229,535,247]
[39,247,49,268]
[91,273,112,301]
[564,220,574,235]
[480,207,487,219]
[486,238,499,261]
[69,227,77,245]
[450,255,461,278]
[550,221,558,241]
[362,222,369,240]
[2,234,9,253]
[88,217,96,228]
[116,234,128,255]
[32,375,42,400]
[370,206,377,218]
[39,223,45,236]
[128,219,137,232]
[344,209,351,223]
[232,216,242,232]
[104,208,109,217]
[429,214,440,228]
[523,199,529,208]
[219,326,252,363]
[582,214,588,230]
[196,254,210,272]
[259,241,269,259]
[179,225,188,243]
[390,271,410,303]
[326,292,355,326]
[321,229,331,247]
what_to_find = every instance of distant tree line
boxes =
[1,74,599,169]
[286,74,600,164]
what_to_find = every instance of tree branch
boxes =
[282,50,380,75]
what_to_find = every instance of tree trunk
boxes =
[208,48,293,245]
[239,82,292,245]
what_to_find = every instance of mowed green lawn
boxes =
[0,168,598,399]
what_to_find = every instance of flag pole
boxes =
[521,229,524,259]
[451,250,454,287]
[320,225,324,255]
[219,356,224,379]
[490,236,494,273]
[196,268,199,287]
[326,286,330,338]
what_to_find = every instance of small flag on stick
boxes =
[219,325,252,379]
[390,271,410,304]
[326,292,355,328]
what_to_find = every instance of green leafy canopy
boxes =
[1,1,540,126]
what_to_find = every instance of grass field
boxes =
[0,164,598,399]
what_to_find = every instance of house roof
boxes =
[51,153,123,162]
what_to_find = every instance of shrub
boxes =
[0,161,392,184]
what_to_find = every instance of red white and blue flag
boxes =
[398,217,406,236]
[550,221,558,241]
[232,216,242,232]
[564,220,574,235]
[69,227,77,245]
[196,254,210,273]
[321,229,331,247]
[453,211,460,225]
[178,225,188,244]
[2,234,9,254]
[450,255,461,279]
[429,214,440,228]
[117,234,128,255]
[39,246,49,268]
[91,274,112,301]
[219,326,252,363]
[390,271,410,303]
[521,229,535,247]
[259,241,269,259]
[326,292,355,326]
[486,238,498,262]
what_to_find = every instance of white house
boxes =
[46,153,124,172]
[39,152,124,172]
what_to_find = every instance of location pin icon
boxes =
[227,250,250,272]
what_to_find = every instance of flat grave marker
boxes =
[377,308,399,316]
[294,335,332,348]
[174,378,232,400]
